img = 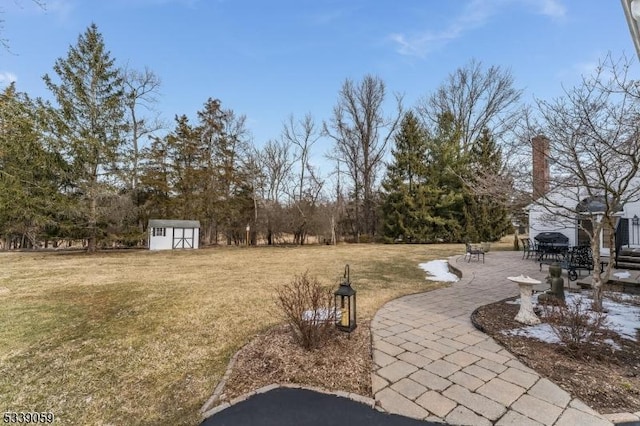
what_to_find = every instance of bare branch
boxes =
[525,53,640,309]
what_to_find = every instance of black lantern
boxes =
[633,215,639,226]
[334,264,357,333]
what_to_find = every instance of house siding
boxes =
[528,202,577,247]
[527,179,640,252]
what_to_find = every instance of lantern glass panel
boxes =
[334,265,357,333]
[334,291,356,332]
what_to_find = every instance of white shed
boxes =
[148,219,200,250]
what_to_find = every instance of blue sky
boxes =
[1,0,637,170]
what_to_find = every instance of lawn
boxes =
[0,243,466,425]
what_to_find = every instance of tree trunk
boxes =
[331,215,336,245]
[591,224,604,311]
[87,195,97,253]
[354,184,361,243]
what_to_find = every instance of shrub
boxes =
[542,296,610,351]
[605,291,640,306]
[276,271,336,350]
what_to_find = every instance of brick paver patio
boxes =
[371,251,616,425]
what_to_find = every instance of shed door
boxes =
[173,228,194,249]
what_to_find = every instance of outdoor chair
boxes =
[520,238,532,259]
[553,245,594,281]
[520,238,538,259]
[465,243,485,263]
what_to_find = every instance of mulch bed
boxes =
[220,321,372,402]
[471,295,640,414]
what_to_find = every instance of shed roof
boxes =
[148,219,200,228]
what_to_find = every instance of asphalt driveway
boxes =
[200,387,444,426]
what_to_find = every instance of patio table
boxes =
[536,242,569,262]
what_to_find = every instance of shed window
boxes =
[153,227,166,237]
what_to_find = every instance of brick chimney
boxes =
[532,135,550,199]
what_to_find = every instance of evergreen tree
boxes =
[422,111,466,242]
[382,111,446,242]
[196,100,253,244]
[0,84,68,248]
[43,23,126,252]
[384,111,428,194]
[382,111,423,241]
[139,135,172,221]
[466,128,511,241]
[139,100,255,246]
[166,114,205,220]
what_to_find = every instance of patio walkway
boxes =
[371,251,620,425]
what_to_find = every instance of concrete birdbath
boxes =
[507,275,541,325]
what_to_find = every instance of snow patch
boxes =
[419,260,459,282]
[504,292,640,348]
[509,323,561,344]
[302,308,335,324]
[613,271,631,279]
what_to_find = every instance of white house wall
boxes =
[623,199,640,219]
[623,199,640,247]
[528,204,577,246]
[528,190,578,245]
[528,178,640,251]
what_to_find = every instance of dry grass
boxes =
[0,243,466,425]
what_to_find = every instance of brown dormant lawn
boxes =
[0,243,466,425]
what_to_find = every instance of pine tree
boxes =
[43,23,126,252]
[422,111,466,242]
[466,128,511,241]
[0,84,67,248]
[166,115,205,220]
[139,135,172,221]
[382,111,437,242]
[196,100,253,244]
[139,100,254,246]
[140,115,207,228]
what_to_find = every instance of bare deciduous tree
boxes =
[525,53,640,310]
[122,66,163,191]
[258,138,294,244]
[325,75,403,241]
[418,59,522,153]
[283,113,324,244]
[261,138,293,204]
[1,1,46,51]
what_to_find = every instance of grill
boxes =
[534,232,569,262]
[534,232,569,245]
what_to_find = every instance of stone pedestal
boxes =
[507,275,542,325]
